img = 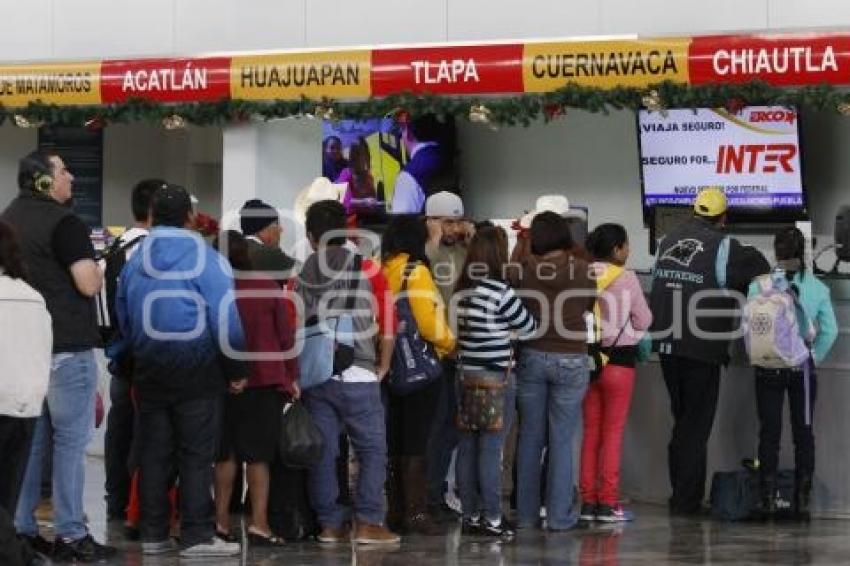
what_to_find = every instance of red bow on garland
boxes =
[194,212,220,237]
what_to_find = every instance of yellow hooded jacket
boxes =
[591,262,625,364]
[382,254,456,358]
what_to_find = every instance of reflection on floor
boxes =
[29,456,850,564]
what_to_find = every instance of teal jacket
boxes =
[747,271,838,364]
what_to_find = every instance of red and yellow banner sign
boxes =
[231,50,371,100]
[0,62,99,106]
[523,38,690,91]
[2,31,850,108]
[371,44,524,95]
[101,57,231,103]
[689,34,850,86]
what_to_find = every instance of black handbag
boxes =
[709,465,795,521]
[388,263,444,395]
[278,400,324,468]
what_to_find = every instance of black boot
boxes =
[402,456,442,535]
[794,472,813,522]
[758,472,776,520]
[385,456,405,532]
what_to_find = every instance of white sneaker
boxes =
[142,539,178,555]
[445,491,463,515]
[179,537,241,558]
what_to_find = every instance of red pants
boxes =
[579,364,635,506]
[126,471,178,529]
[125,386,178,529]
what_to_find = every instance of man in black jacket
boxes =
[2,151,115,562]
[649,187,770,515]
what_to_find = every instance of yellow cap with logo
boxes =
[693,186,727,217]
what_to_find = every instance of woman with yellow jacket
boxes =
[381,215,456,534]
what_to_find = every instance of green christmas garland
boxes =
[4,80,850,129]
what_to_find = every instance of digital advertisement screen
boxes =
[638,105,805,218]
[322,114,458,219]
[322,117,401,222]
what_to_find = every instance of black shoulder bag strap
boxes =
[334,254,363,382]
[345,254,363,309]
[400,261,418,294]
[97,234,146,262]
[789,281,815,426]
[603,318,631,358]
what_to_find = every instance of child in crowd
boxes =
[579,224,652,523]
[750,227,837,520]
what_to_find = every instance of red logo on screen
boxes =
[750,110,797,124]
[716,144,797,174]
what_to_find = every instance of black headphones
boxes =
[20,154,54,194]
[34,172,54,193]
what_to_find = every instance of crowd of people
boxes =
[0,150,839,564]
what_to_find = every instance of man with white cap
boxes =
[422,190,471,519]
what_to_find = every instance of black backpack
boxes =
[95,234,145,343]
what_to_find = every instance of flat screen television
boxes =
[322,114,458,224]
[637,105,808,224]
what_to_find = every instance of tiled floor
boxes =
[31,456,850,564]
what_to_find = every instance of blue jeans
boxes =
[15,350,97,540]
[516,349,588,530]
[457,371,515,523]
[304,380,387,528]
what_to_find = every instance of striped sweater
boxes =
[456,278,537,371]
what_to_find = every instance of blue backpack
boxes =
[297,255,360,390]
[388,263,443,395]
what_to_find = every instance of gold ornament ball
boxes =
[469,104,492,124]
[13,114,43,129]
[162,114,187,130]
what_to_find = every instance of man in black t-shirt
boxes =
[1,150,116,562]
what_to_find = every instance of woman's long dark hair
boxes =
[213,230,253,272]
[454,226,509,295]
[381,215,429,265]
[0,220,27,280]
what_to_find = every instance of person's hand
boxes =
[426,218,443,246]
[511,230,532,263]
[376,364,391,382]
[289,381,301,400]
[462,221,475,245]
[229,378,248,394]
